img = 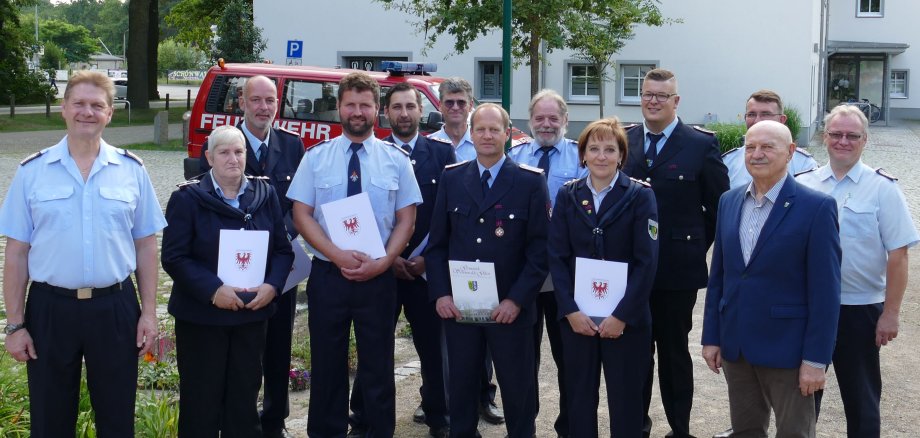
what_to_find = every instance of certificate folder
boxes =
[448,260,500,323]
[320,192,387,259]
[217,229,269,289]
[574,257,627,324]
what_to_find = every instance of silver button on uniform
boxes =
[476,238,482,243]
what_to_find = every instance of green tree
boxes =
[378,0,668,97]
[39,40,65,70]
[165,0,236,51]
[213,0,265,63]
[37,19,100,63]
[95,0,129,56]
[158,39,206,71]
[565,0,666,117]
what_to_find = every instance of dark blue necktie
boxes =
[481,169,491,196]
[347,142,363,196]
[258,142,268,171]
[401,144,412,155]
[646,133,664,167]
[537,146,553,178]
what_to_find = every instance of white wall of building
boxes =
[255,0,825,138]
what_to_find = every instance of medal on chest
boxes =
[494,204,505,237]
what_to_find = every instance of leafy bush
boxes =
[135,391,179,438]
[0,71,57,105]
[0,354,30,436]
[784,105,803,141]
[704,122,747,154]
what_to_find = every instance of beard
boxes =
[531,125,567,147]
[389,118,418,139]
[343,115,374,138]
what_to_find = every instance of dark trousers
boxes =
[444,320,536,438]
[723,355,816,438]
[815,303,883,437]
[25,279,139,438]
[350,276,449,429]
[175,319,268,437]
[533,291,568,435]
[643,289,697,438]
[261,286,298,434]
[307,259,397,438]
[561,318,651,438]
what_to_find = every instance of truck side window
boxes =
[282,80,329,121]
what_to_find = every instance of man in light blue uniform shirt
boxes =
[428,77,477,162]
[797,104,919,438]
[1,71,166,437]
[507,89,587,438]
[722,90,817,189]
[288,71,421,438]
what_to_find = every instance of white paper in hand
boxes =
[574,257,627,320]
[448,261,500,323]
[217,229,269,289]
[320,192,387,259]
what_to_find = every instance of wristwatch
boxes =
[3,323,25,335]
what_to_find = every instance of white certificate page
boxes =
[320,192,387,259]
[574,257,628,319]
[217,229,269,289]
[448,260,500,323]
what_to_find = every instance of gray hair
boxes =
[528,89,568,118]
[825,104,868,134]
[438,77,473,102]
[208,124,246,150]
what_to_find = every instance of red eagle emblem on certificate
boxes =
[592,280,609,299]
[343,216,360,235]
[236,251,252,270]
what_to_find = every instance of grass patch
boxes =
[0,107,190,133]
[125,139,185,151]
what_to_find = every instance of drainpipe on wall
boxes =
[817,0,830,128]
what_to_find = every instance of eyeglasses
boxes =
[442,99,469,109]
[640,92,677,103]
[744,112,782,120]
[826,132,863,142]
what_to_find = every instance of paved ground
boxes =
[0,119,918,437]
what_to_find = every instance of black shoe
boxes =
[429,426,450,438]
[346,427,367,438]
[665,432,698,438]
[414,404,426,424]
[479,402,505,425]
[263,427,294,438]
[713,428,733,438]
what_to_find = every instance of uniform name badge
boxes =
[217,229,269,289]
[573,257,628,324]
[448,260,500,323]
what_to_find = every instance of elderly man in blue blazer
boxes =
[702,120,841,438]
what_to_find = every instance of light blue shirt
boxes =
[0,137,167,289]
[507,137,587,207]
[587,172,619,211]
[477,155,507,188]
[797,161,919,304]
[286,135,422,261]
[241,122,269,161]
[740,174,786,265]
[428,127,476,162]
[211,170,250,209]
[643,117,679,155]
[724,140,818,189]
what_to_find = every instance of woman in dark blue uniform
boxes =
[549,118,659,437]
[162,125,294,437]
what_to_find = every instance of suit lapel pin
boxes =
[784,201,790,208]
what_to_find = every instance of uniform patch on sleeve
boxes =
[648,219,659,240]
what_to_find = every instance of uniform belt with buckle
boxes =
[34,280,126,299]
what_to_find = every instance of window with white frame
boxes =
[857,0,883,17]
[567,63,600,102]
[891,70,908,98]
[478,61,502,100]
[619,64,655,104]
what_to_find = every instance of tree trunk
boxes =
[147,0,159,100]
[597,62,605,118]
[127,0,150,109]
[528,31,540,97]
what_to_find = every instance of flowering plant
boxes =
[289,367,310,391]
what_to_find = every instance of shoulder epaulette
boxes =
[794,168,818,177]
[119,148,144,165]
[692,125,716,135]
[875,168,898,181]
[385,140,410,157]
[563,178,580,186]
[176,179,199,188]
[428,135,452,144]
[20,150,44,166]
[625,123,641,130]
[519,163,544,174]
[794,147,813,157]
[427,136,451,145]
[305,139,330,152]
[247,175,271,180]
[721,147,742,158]
[444,160,469,170]
[510,136,533,148]
[630,177,651,187]
[277,127,299,137]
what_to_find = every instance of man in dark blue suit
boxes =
[621,68,729,438]
[199,75,305,438]
[427,103,550,438]
[348,82,455,438]
[702,120,841,437]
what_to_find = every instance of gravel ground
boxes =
[1,120,919,437]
